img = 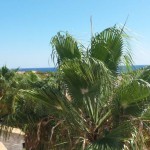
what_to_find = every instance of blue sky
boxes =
[0,0,150,68]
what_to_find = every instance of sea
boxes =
[18,65,148,72]
[18,67,57,72]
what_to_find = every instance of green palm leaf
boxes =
[90,26,132,72]
[118,79,150,107]
[61,57,113,104]
[51,32,81,65]
[86,122,135,150]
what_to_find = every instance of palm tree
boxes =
[26,58,150,149]
[48,25,150,149]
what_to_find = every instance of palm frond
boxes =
[51,32,82,66]
[90,25,132,72]
[118,79,150,107]
[86,121,139,150]
[61,57,114,104]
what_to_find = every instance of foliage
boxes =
[0,25,150,150]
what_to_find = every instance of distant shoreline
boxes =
[17,67,57,72]
[10,65,149,73]
[18,65,148,72]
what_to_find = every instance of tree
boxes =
[26,58,150,149]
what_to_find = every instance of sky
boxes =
[0,0,150,68]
